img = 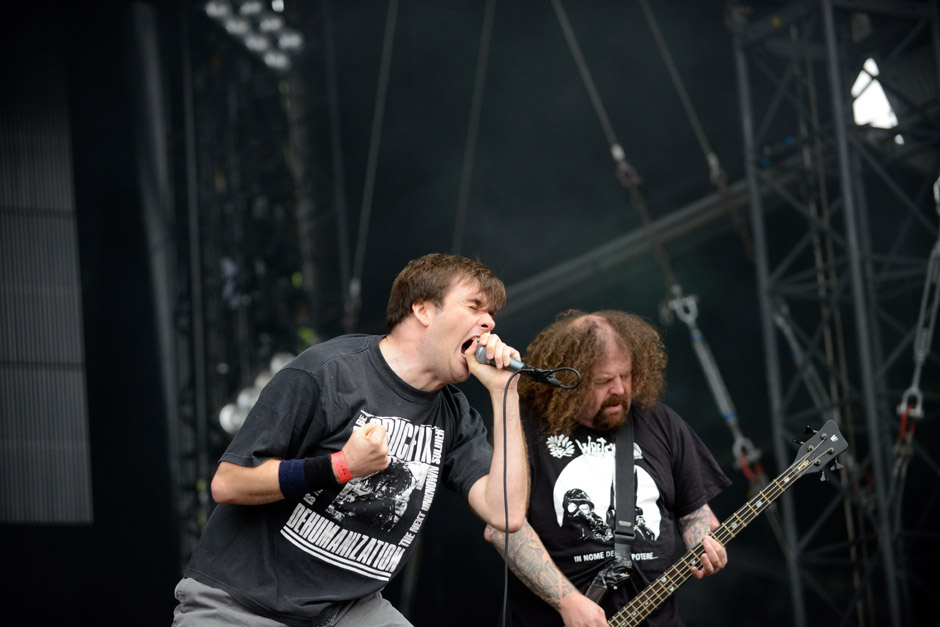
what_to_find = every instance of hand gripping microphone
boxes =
[474,344,580,388]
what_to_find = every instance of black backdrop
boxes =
[3,1,936,626]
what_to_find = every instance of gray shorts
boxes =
[172,577,412,627]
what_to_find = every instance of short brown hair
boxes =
[386,253,507,330]
[519,309,666,435]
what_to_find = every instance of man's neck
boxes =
[379,333,444,392]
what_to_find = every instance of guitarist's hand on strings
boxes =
[690,535,727,580]
[680,504,727,580]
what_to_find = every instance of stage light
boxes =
[263,50,291,71]
[223,15,251,36]
[237,385,261,410]
[205,0,232,19]
[259,14,285,33]
[218,402,248,435]
[244,32,271,52]
[278,29,303,53]
[205,0,302,75]
[254,368,273,390]
[239,0,264,17]
[270,351,295,373]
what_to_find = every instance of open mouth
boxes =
[461,338,475,353]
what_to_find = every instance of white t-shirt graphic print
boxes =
[549,438,663,543]
[509,403,731,627]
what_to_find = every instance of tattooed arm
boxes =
[485,521,608,627]
[677,503,727,579]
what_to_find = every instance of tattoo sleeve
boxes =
[486,521,577,610]
[677,503,719,549]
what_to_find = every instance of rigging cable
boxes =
[637,0,720,186]
[892,171,940,489]
[549,0,678,289]
[549,0,769,501]
[345,0,399,332]
[636,0,754,262]
[452,0,496,256]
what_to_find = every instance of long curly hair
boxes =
[519,310,667,436]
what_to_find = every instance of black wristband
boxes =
[278,458,308,500]
[303,455,341,490]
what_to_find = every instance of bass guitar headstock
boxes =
[791,419,848,481]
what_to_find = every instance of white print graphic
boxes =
[554,453,615,540]
[572,550,657,564]
[280,411,444,581]
[575,434,616,457]
[633,465,661,540]
[549,436,662,544]
[326,458,429,532]
[547,434,575,458]
[282,503,407,580]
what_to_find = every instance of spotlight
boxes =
[218,403,248,435]
[205,0,232,19]
[278,29,303,53]
[237,385,261,410]
[223,15,251,36]
[263,50,291,71]
[254,368,273,389]
[239,0,264,16]
[270,351,295,373]
[259,14,285,33]
[244,32,271,52]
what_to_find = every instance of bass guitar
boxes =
[605,419,848,627]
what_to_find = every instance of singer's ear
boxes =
[411,299,433,327]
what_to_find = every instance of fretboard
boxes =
[606,455,809,627]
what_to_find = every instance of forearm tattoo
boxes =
[487,522,576,610]
[678,504,718,550]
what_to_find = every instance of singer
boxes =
[172,253,528,627]
[485,310,730,627]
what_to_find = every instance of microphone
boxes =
[474,344,530,373]
[474,344,578,388]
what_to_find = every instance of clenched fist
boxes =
[340,422,390,479]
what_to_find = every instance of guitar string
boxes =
[607,444,835,626]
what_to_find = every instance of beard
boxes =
[590,395,630,431]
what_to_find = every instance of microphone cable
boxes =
[497,367,581,627]
[499,371,520,627]
[523,366,581,389]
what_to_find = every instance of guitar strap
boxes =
[584,418,635,603]
[613,417,635,566]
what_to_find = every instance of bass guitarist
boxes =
[486,310,730,627]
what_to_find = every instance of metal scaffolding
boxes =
[732,1,940,626]
[169,1,343,570]
[164,2,940,621]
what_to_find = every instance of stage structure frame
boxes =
[732,1,940,626]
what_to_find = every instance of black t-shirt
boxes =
[509,403,731,627]
[184,335,493,626]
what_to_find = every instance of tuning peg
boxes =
[793,438,805,445]
[830,460,844,471]
[804,426,818,436]
[819,473,828,482]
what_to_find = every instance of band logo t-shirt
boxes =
[184,335,492,626]
[509,403,730,627]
